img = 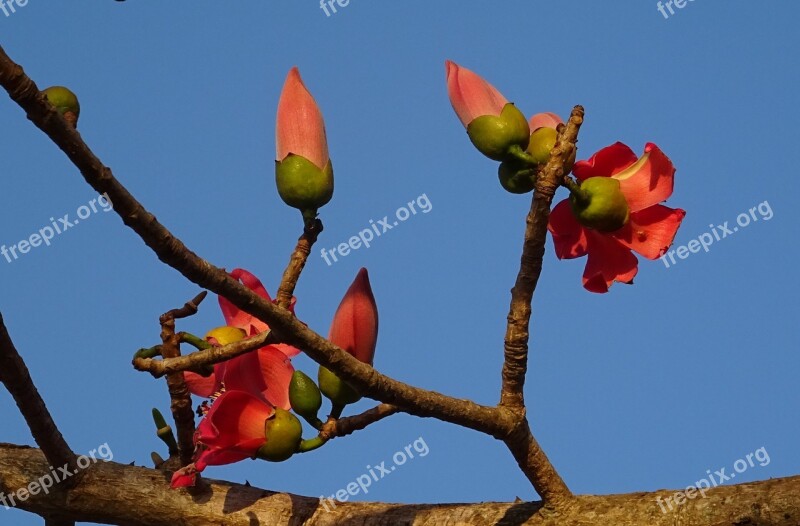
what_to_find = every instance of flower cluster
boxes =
[445,60,685,292]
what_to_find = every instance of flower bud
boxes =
[256,408,303,462]
[289,370,322,421]
[42,86,80,128]
[570,177,630,232]
[526,126,558,165]
[466,103,530,161]
[498,161,536,194]
[318,365,361,407]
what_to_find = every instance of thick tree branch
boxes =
[0,314,77,483]
[500,106,584,409]
[2,444,798,526]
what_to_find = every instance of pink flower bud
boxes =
[276,67,329,168]
[445,60,508,127]
[328,268,378,365]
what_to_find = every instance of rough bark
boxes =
[1,444,798,526]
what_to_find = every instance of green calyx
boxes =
[466,103,530,161]
[318,365,361,407]
[570,177,630,232]
[256,408,303,462]
[498,160,536,194]
[275,155,334,213]
[42,86,80,127]
[526,127,558,165]
[289,371,323,423]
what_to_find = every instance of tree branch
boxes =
[0,314,77,484]
[133,330,273,377]
[500,106,584,409]
[320,404,399,440]
[2,444,798,526]
[0,45,567,502]
[275,219,323,309]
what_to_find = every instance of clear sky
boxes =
[2,2,798,524]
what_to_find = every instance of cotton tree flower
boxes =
[183,269,297,409]
[318,268,379,408]
[445,60,530,161]
[170,392,302,488]
[275,67,334,218]
[548,142,685,293]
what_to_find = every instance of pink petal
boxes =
[528,112,563,130]
[170,465,199,488]
[276,67,329,168]
[611,205,686,259]
[582,231,639,293]
[613,143,676,212]
[328,268,379,365]
[573,142,638,181]
[445,60,508,127]
[548,199,589,259]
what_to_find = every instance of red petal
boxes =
[573,142,638,181]
[199,391,273,454]
[528,112,563,130]
[328,268,379,365]
[219,268,272,335]
[582,232,639,293]
[445,60,508,127]
[613,143,676,212]
[222,347,294,410]
[170,465,199,488]
[276,67,329,167]
[611,205,686,259]
[183,370,220,398]
[548,199,589,259]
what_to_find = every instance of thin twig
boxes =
[500,106,585,409]
[275,219,323,309]
[157,295,206,466]
[320,403,399,440]
[0,313,78,485]
[133,330,272,377]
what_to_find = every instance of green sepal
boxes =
[255,408,303,462]
[570,177,630,232]
[466,103,530,161]
[289,371,323,427]
[275,155,334,211]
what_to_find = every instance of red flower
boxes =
[548,142,686,293]
[171,390,275,488]
[183,268,297,407]
[328,268,379,365]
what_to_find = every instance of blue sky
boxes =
[1,1,798,523]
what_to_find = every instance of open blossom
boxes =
[183,268,297,407]
[276,67,329,168]
[328,268,379,365]
[548,142,686,293]
[171,390,275,488]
